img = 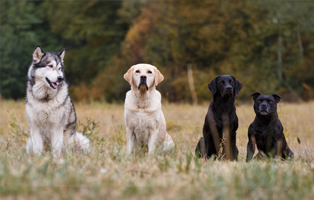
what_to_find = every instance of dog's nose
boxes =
[261,104,267,109]
[140,75,147,80]
[226,86,232,91]
[57,76,64,82]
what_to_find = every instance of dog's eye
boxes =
[222,81,225,84]
[229,80,233,84]
[147,70,152,74]
[58,68,61,71]
[48,65,53,68]
[135,70,140,73]
[268,100,273,103]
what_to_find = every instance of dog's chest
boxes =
[127,110,159,144]
[255,127,274,148]
[27,100,66,128]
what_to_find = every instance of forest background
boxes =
[1,0,314,103]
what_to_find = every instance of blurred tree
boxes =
[94,0,314,103]
[41,0,131,101]
[94,0,276,102]
[1,0,314,102]
[0,1,63,99]
[62,0,145,102]
[255,0,314,100]
[0,0,131,100]
[0,1,41,99]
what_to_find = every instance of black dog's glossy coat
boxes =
[246,93,294,161]
[195,75,242,160]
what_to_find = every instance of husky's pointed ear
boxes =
[154,67,164,86]
[57,48,65,63]
[272,94,282,103]
[232,76,242,94]
[33,45,45,63]
[251,93,261,101]
[124,66,134,85]
[208,76,218,95]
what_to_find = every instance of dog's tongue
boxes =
[51,82,58,89]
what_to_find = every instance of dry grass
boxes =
[0,99,314,199]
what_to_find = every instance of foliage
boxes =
[0,1,41,99]
[96,0,314,102]
[77,117,102,144]
[8,113,29,146]
[1,0,314,102]
[40,0,131,99]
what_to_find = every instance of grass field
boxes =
[0,99,314,199]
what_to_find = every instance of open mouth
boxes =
[46,78,59,89]
[138,83,148,91]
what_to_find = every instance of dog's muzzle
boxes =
[46,76,64,89]
[258,104,271,116]
[222,86,233,97]
[138,75,148,90]
[258,110,269,116]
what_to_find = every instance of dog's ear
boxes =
[208,77,217,95]
[57,48,66,63]
[272,94,282,103]
[124,67,133,85]
[154,68,164,86]
[232,76,242,94]
[251,93,261,101]
[33,45,45,64]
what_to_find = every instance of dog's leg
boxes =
[126,128,135,155]
[51,128,64,157]
[231,136,239,161]
[204,134,217,159]
[273,140,282,160]
[28,128,44,156]
[26,137,32,154]
[195,137,206,158]
[246,136,256,162]
[148,130,158,154]
[283,147,294,160]
[231,133,239,161]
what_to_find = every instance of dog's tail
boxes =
[158,133,174,153]
[67,132,91,153]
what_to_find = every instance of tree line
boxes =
[1,0,314,103]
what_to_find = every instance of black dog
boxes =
[195,75,242,160]
[246,93,294,161]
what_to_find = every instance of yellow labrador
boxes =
[124,63,174,155]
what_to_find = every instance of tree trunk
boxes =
[277,22,282,81]
[187,64,198,105]
[297,26,304,60]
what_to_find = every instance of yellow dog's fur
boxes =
[124,64,174,155]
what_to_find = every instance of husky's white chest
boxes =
[26,100,66,130]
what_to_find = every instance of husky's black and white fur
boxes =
[26,45,90,157]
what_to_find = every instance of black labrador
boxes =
[246,93,294,161]
[195,75,242,160]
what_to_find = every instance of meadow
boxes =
[0,99,313,199]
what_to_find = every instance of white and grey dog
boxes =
[25,45,90,157]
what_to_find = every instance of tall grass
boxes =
[0,99,313,199]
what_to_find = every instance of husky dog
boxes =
[25,45,90,157]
